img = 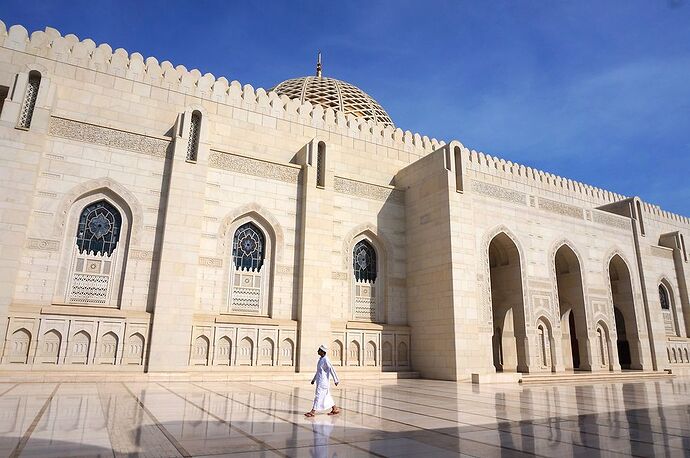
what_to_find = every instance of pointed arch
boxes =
[607,253,643,369]
[341,222,393,273]
[215,336,233,365]
[8,328,31,363]
[483,225,529,372]
[348,228,388,322]
[53,177,142,245]
[658,277,680,336]
[217,203,284,261]
[552,239,591,370]
[480,225,530,332]
[221,208,279,316]
[330,339,343,366]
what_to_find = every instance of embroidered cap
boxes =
[318,344,328,353]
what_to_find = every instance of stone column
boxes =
[295,139,334,374]
[147,108,209,371]
[0,68,52,354]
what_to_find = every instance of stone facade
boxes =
[1,22,689,379]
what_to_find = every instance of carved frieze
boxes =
[538,198,583,219]
[471,180,526,205]
[26,238,60,251]
[592,211,630,230]
[333,177,404,205]
[209,151,300,184]
[48,117,170,158]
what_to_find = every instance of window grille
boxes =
[19,72,41,128]
[316,142,325,187]
[186,111,201,161]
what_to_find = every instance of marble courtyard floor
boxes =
[1,377,689,457]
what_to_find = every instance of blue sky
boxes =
[4,1,690,214]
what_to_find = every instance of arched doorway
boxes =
[609,255,642,369]
[489,233,527,372]
[555,244,591,370]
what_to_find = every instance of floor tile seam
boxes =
[121,382,191,458]
[343,381,601,416]
[250,381,601,458]
[184,381,690,437]
[8,382,60,458]
[376,385,667,417]
[189,382,391,458]
[263,381,668,455]
[241,382,537,458]
[394,381,663,407]
[0,383,19,397]
[161,382,295,458]
[93,383,121,457]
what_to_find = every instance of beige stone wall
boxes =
[1,21,690,379]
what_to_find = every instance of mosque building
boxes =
[1,21,689,381]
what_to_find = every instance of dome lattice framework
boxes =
[271,55,393,127]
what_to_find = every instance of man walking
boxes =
[305,344,340,417]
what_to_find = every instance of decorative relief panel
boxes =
[209,151,300,184]
[26,238,60,251]
[276,265,293,275]
[538,198,583,219]
[199,256,223,267]
[129,249,153,260]
[471,180,526,205]
[49,117,170,158]
[331,271,348,280]
[333,177,404,204]
[592,211,630,230]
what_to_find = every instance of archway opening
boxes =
[609,255,642,370]
[555,245,591,371]
[489,233,527,372]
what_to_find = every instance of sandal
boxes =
[328,408,341,415]
[304,411,316,417]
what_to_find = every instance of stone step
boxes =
[520,370,674,385]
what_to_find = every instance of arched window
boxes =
[352,239,380,321]
[659,285,670,310]
[186,110,201,161]
[67,200,124,305]
[660,283,679,336]
[229,222,269,315]
[19,71,41,128]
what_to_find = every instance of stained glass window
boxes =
[75,200,122,256]
[233,223,265,271]
[659,285,670,310]
[353,240,377,283]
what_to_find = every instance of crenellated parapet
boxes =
[0,21,445,155]
[2,20,688,228]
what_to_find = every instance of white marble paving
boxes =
[0,377,689,457]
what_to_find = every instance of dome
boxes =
[271,55,393,127]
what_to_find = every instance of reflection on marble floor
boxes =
[1,377,690,457]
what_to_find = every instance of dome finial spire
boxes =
[316,51,322,77]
